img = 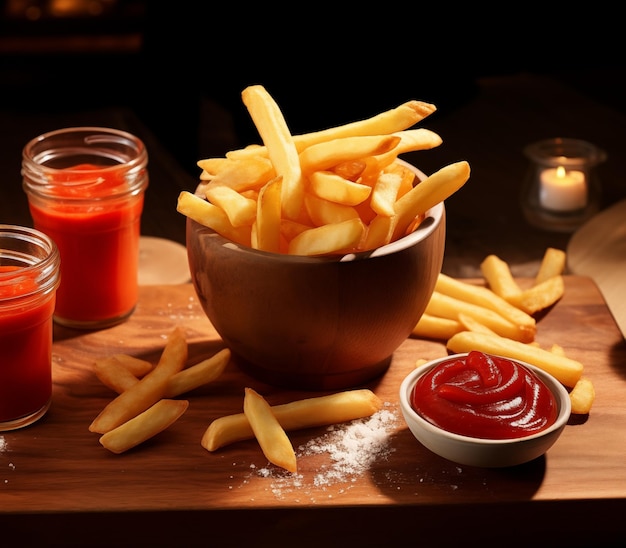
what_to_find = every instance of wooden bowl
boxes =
[186,162,445,390]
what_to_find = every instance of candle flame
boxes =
[556,165,567,178]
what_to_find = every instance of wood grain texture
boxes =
[1,277,625,546]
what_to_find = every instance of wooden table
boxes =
[1,277,625,546]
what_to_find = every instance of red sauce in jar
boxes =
[0,265,55,423]
[28,163,144,324]
[411,351,558,439]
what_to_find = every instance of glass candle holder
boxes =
[22,127,149,329]
[521,138,606,233]
[0,225,60,431]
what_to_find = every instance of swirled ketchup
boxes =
[411,351,558,439]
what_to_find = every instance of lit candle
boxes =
[539,164,587,211]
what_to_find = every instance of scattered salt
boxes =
[250,405,399,498]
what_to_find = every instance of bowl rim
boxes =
[399,352,572,446]
[190,159,444,262]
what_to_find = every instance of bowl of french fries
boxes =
[180,85,470,390]
[399,352,571,468]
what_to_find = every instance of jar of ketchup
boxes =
[22,127,148,329]
[0,225,60,430]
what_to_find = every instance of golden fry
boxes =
[111,354,154,377]
[480,254,522,301]
[309,170,371,206]
[205,184,257,228]
[391,161,470,241]
[99,399,189,454]
[287,218,364,256]
[243,387,297,473]
[370,172,402,217]
[569,376,595,414]
[94,356,141,394]
[457,313,498,335]
[509,275,565,315]
[164,348,230,398]
[202,389,382,452]
[242,85,303,220]
[360,214,395,251]
[304,193,360,226]
[299,134,400,174]
[254,176,283,253]
[412,313,463,340]
[200,156,275,191]
[177,191,252,247]
[535,247,567,285]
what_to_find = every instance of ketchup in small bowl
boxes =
[399,352,571,467]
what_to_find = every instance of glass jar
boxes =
[521,138,606,233]
[22,127,149,329]
[0,225,60,430]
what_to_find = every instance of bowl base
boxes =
[232,353,392,391]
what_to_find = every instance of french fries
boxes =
[243,388,297,473]
[90,328,230,453]
[424,291,534,343]
[89,327,188,434]
[413,248,595,414]
[178,85,470,256]
[434,273,536,339]
[202,389,383,452]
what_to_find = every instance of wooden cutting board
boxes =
[1,277,625,546]
[568,199,626,338]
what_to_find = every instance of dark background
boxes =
[2,0,624,176]
[1,0,625,272]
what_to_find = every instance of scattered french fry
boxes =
[509,275,565,315]
[94,356,141,394]
[412,313,463,340]
[447,330,583,388]
[164,348,230,398]
[243,387,297,473]
[99,399,189,454]
[569,376,596,414]
[89,327,188,434]
[202,389,383,452]
[535,247,566,285]
[480,254,523,302]
[457,313,498,335]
